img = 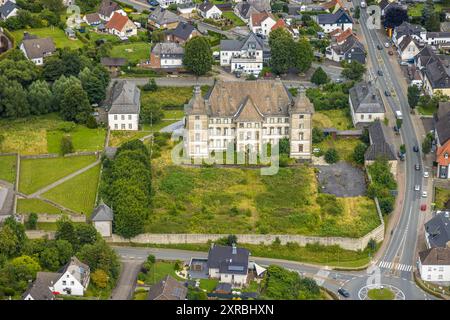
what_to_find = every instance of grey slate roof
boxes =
[152,42,184,57]
[395,21,426,40]
[23,272,59,300]
[424,55,450,90]
[332,35,365,56]
[349,81,385,114]
[318,8,352,25]
[108,81,141,114]
[435,102,450,145]
[235,2,261,19]
[419,247,450,266]
[0,1,18,19]
[198,1,215,13]
[99,0,120,18]
[425,211,450,248]
[220,32,263,51]
[101,57,127,67]
[21,37,56,59]
[398,35,420,52]
[365,121,396,161]
[148,275,187,300]
[215,282,232,293]
[165,22,197,41]
[207,245,249,275]
[91,203,113,221]
[149,7,183,26]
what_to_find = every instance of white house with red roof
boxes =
[249,11,276,37]
[105,12,137,39]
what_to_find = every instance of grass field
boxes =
[42,164,101,215]
[418,104,438,116]
[17,198,69,215]
[313,137,361,162]
[367,288,395,300]
[163,110,184,119]
[407,3,443,17]
[19,155,97,195]
[11,27,84,50]
[141,86,201,110]
[313,109,353,130]
[0,114,106,155]
[0,155,16,183]
[222,11,246,27]
[147,144,380,237]
[36,222,84,231]
[435,187,450,210]
[110,42,151,64]
[143,261,184,285]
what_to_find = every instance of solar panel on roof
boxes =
[228,265,244,271]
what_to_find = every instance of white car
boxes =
[422,191,428,198]
[423,172,429,178]
[414,185,420,191]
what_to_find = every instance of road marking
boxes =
[378,261,412,272]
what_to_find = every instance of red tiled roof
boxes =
[329,28,343,37]
[322,0,343,10]
[251,11,275,27]
[437,140,450,166]
[105,12,130,32]
[271,19,286,31]
[335,28,354,43]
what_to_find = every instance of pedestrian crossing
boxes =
[378,261,413,272]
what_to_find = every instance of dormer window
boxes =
[445,153,449,159]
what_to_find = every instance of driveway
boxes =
[110,260,142,300]
[316,162,367,197]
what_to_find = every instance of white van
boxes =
[395,110,403,120]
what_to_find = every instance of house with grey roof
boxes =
[392,21,426,47]
[98,0,124,21]
[317,8,352,33]
[422,52,450,97]
[23,272,58,300]
[91,202,114,237]
[164,22,200,44]
[349,81,385,127]
[364,121,397,176]
[198,1,222,19]
[0,0,18,21]
[418,247,450,282]
[325,34,366,64]
[220,32,265,76]
[107,81,141,131]
[150,42,184,69]
[425,211,450,249]
[397,35,422,63]
[207,244,250,286]
[148,275,187,300]
[234,1,262,23]
[19,36,56,66]
[148,7,184,29]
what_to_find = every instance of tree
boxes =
[422,133,433,154]
[396,118,403,130]
[79,68,107,105]
[183,37,213,76]
[151,30,165,43]
[384,6,408,29]
[26,213,38,230]
[8,255,41,281]
[27,80,53,115]
[52,75,82,112]
[74,224,99,247]
[353,143,368,165]
[55,217,76,244]
[399,144,406,154]
[341,61,366,81]
[143,78,158,92]
[407,85,420,109]
[310,67,329,85]
[312,127,324,143]
[354,6,360,19]
[60,135,74,155]
[294,38,313,73]
[60,83,92,124]
[140,103,164,125]
[324,148,339,164]
[91,269,109,288]
[278,137,290,156]
[422,0,441,31]
[1,81,30,118]
[0,56,40,86]
[226,234,237,246]
[39,247,60,270]
[269,28,294,74]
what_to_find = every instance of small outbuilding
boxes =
[91,202,114,237]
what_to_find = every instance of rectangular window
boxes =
[70,281,74,286]
[114,115,117,120]
[299,123,304,129]
[121,124,125,130]
[62,281,66,285]
[121,115,125,120]
[239,132,244,140]
[298,144,303,152]
[128,123,132,129]
[299,115,304,119]
[277,118,282,123]
[195,124,200,130]
[195,133,200,141]
[247,123,251,128]
[239,123,244,128]
[114,124,118,130]
[285,127,289,135]
[128,115,132,120]
[299,132,304,140]
[195,116,200,120]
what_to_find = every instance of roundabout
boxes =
[358,284,405,300]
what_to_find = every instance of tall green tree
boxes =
[269,28,294,74]
[1,81,30,118]
[294,38,313,73]
[27,80,53,115]
[407,85,420,109]
[311,67,329,85]
[341,61,366,81]
[183,36,213,76]
[79,68,107,105]
[60,82,92,124]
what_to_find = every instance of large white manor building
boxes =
[183,79,314,159]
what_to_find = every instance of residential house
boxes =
[423,32,450,46]
[364,121,397,176]
[164,22,200,44]
[65,27,76,39]
[184,79,314,159]
[20,36,56,66]
[234,2,262,23]
[418,247,450,282]
[220,32,264,76]
[83,13,101,26]
[23,272,57,300]
[249,11,276,37]
[148,7,183,29]
[177,2,196,15]
[148,275,187,300]
[326,34,366,64]
[98,0,125,21]
[198,1,222,19]
[425,211,450,248]
[317,8,352,33]
[105,12,138,39]
[397,35,421,63]
[156,0,192,9]
[0,0,18,21]
[91,202,114,237]
[206,244,250,286]
[349,81,385,126]
[422,53,450,96]
[379,0,395,17]
[150,42,184,69]
[107,80,141,131]
[435,102,450,179]
[321,0,343,13]
[101,57,127,77]
[392,21,426,47]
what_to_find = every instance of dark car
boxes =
[388,50,393,56]
[338,288,350,298]
[378,70,383,76]
[415,164,421,171]
[384,90,391,96]
[398,151,405,161]
[413,145,419,152]
[377,44,383,50]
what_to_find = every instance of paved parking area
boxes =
[315,162,367,197]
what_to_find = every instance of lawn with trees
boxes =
[367,158,397,215]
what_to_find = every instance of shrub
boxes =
[91,269,109,288]
[324,148,339,164]
[312,127,324,143]
[142,78,158,92]
[26,213,38,230]
[86,115,98,129]
[60,135,74,155]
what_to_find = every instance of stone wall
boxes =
[23,213,86,223]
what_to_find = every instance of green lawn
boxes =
[147,144,380,237]
[19,154,97,194]
[133,289,148,300]
[163,109,184,119]
[141,86,200,110]
[0,155,16,183]
[222,12,246,27]
[435,187,450,210]
[313,109,353,130]
[418,104,438,116]
[42,164,101,215]
[313,137,361,163]
[110,42,151,64]
[144,261,184,285]
[0,114,106,155]
[367,288,395,300]
[17,198,69,215]
[10,27,84,50]
[199,279,219,292]
[36,221,84,231]
[408,3,443,17]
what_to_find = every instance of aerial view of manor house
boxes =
[0,0,450,307]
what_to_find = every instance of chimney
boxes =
[232,243,237,255]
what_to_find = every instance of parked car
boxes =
[338,288,350,298]
[414,185,420,191]
[398,151,405,161]
[413,145,419,152]
[423,171,429,178]
[384,90,391,96]
[388,50,393,55]
[415,164,421,171]
[384,42,389,48]
[377,44,383,50]
[422,191,428,198]
[377,70,383,76]
[421,204,427,211]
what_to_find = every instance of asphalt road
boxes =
[110,260,142,300]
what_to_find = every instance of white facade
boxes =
[157,0,191,8]
[200,5,222,19]
[424,34,450,46]
[208,268,248,286]
[398,40,420,62]
[19,43,51,66]
[53,271,87,296]
[108,113,139,131]
[107,20,138,38]
[93,221,112,237]
[418,261,450,282]
[220,50,263,76]
[320,22,352,33]
[161,56,183,68]
[250,16,276,36]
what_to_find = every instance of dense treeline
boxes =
[0,49,110,124]
[0,217,119,298]
[99,140,152,238]
[306,82,354,111]
[367,158,398,215]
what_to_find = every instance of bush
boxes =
[86,115,98,129]
[324,148,339,164]
[312,127,324,143]
[26,213,38,230]
[60,135,74,155]
[142,79,158,92]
